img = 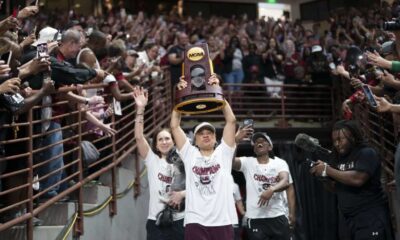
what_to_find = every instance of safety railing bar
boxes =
[0,199,29,215]
[32,147,79,170]
[0,183,30,197]
[0,152,30,161]
[86,153,113,169]
[0,167,29,179]
[33,172,80,201]
[35,159,80,187]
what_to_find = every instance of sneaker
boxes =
[33,217,43,226]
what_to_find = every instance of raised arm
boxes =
[222,99,236,147]
[133,87,151,159]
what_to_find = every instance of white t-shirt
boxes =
[239,156,289,219]
[178,139,238,226]
[144,150,184,221]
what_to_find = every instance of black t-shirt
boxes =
[334,145,387,216]
[168,45,185,86]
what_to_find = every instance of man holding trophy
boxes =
[170,43,238,239]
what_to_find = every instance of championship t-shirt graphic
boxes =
[157,165,173,200]
[192,155,221,195]
[254,167,279,196]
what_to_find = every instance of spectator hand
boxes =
[0,16,20,33]
[0,60,11,77]
[0,78,20,94]
[17,6,39,19]
[41,79,55,95]
[88,95,104,105]
[133,87,148,108]
[342,99,353,114]
[104,106,114,119]
[101,123,117,137]
[350,78,363,89]
[375,96,392,112]
[380,70,396,85]
[365,51,391,69]
[20,33,36,48]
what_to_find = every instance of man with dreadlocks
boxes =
[310,120,393,240]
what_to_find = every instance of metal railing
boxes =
[0,76,172,239]
[184,83,335,127]
[0,76,335,239]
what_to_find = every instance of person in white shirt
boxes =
[133,88,184,240]
[233,131,290,240]
[170,74,238,240]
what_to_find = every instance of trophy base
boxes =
[174,97,225,115]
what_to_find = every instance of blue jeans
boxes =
[223,69,244,92]
[36,122,64,197]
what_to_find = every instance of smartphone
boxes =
[36,43,48,58]
[361,85,377,108]
[1,51,13,65]
[243,119,254,128]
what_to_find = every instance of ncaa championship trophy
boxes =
[174,43,225,114]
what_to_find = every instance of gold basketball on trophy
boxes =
[174,43,225,115]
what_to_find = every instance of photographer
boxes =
[309,120,393,240]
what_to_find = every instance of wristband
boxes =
[322,163,328,177]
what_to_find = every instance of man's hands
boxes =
[0,78,20,94]
[309,160,327,176]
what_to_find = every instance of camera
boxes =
[383,18,400,31]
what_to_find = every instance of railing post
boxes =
[75,102,84,237]
[276,85,289,128]
[110,113,117,216]
[26,109,33,240]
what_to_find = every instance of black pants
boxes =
[246,215,290,240]
[146,219,184,240]
[343,206,393,240]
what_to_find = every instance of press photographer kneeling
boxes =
[308,120,393,240]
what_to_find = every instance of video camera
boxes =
[383,18,400,31]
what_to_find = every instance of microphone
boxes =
[294,133,332,155]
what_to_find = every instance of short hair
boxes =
[88,30,106,44]
[61,29,81,44]
[108,39,126,57]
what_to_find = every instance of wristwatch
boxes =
[321,162,328,177]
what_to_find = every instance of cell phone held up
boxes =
[243,119,254,128]
[1,51,13,66]
[37,43,49,59]
[361,85,377,108]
